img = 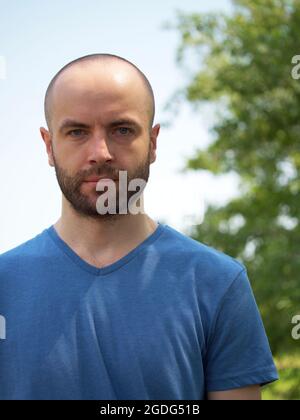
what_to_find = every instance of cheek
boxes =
[126,140,148,159]
[56,143,85,169]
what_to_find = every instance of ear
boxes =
[149,123,160,164]
[40,127,55,167]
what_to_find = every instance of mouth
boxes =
[83,178,118,188]
[84,177,117,183]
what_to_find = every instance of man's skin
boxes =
[40,59,261,400]
[208,385,261,400]
[41,61,159,268]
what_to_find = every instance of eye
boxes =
[67,129,86,137]
[115,127,134,136]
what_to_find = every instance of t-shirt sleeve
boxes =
[204,268,279,393]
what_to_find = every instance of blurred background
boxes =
[0,0,299,400]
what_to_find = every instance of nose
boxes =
[87,130,113,164]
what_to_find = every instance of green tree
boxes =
[166,0,300,357]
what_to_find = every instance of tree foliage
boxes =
[168,0,300,355]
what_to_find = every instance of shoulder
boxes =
[161,224,245,274]
[0,228,50,274]
[159,224,248,294]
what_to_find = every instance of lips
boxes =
[84,176,116,182]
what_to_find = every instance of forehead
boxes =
[50,64,150,128]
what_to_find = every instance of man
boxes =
[0,53,278,400]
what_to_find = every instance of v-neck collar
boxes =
[46,222,165,276]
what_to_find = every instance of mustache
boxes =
[79,166,121,181]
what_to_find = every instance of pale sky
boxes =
[0,0,240,253]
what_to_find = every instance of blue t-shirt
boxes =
[0,222,278,400]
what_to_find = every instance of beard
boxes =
[52,147,151,220]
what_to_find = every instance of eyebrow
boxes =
[58,118,142,133]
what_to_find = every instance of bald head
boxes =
[44,53,155,132]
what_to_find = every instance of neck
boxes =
[53,194,158,266]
